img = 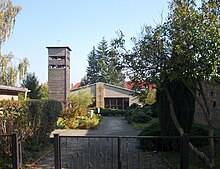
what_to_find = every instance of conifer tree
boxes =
[86,38,125,86]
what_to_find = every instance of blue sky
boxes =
[2,0,169,85]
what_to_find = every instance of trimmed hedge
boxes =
[99,108,126,116]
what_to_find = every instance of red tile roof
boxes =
[71,82,81,90]
[125,81,156,91]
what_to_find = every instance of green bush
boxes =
[125,105,152,124]
[57,114,101,129]
[23,99,62,162]
[139,122,209,151]
[0,99,62,164]
[62,88,95,129]
[149,103,158,118]
[126,103,140,110]
[139,122,161,136]
[56,117,64,129]
[100,108,126,116]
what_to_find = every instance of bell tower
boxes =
[47,46,71,104]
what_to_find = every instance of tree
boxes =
[86,46,101,84]
[115,0,219,167]
[0,1,27,86]
[0,53,29,86]
[80,75,89,86]
[22,73,42,99]
[0,0,21,50]
[86,38,125,86]
[40,83,48,100]
[163,1,219,166]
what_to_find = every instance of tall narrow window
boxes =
[213,101,217,108]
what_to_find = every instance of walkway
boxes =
[34,117,140,169]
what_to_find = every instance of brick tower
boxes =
[47,46,71,105]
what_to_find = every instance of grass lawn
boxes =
[131,118,159,130]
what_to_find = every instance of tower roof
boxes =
[46,46,72,51]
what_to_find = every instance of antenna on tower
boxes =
[57,40,61,45]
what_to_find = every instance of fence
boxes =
[0,133,22,169]
[54,134,220,169]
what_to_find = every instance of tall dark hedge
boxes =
[159,81,195,136]
[26,99,62,143]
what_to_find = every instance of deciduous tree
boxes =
[0,1,28,86]
[115,0,219,167]
[0,0,21,50]
[0,53,29,85]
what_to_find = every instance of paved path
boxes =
[34,117,140,169]
[34,117,169,169]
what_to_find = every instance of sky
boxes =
[2,0,170,85]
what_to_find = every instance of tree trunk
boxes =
[164,87,184,135]
[198,80,215,168]
[164,87,214,168]
[181,79,215,167]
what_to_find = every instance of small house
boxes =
[0,85,29,100]
[70,82,140,110]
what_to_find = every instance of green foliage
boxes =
[125,104,152,124]
[139,122,209,151]
[0,53,29,86]
[56,117,64,129]
[0,100,28,168]
[139,122,161,136]
[159,81,195,136]
[69,89,93,110]
[40,83,48,100]
[0,0,21,47]
[57,114,101,129]
[85,38,125,86]
[150,103,159,118]
[0,1,28,86]
[77,114,100,129]
[21,73,42,99]
[166,0,220,84]
[62,88,99,129]
[0,99,62,164]
[126,103,140,110]
[64,89,93,118]
[100,108,126,116]
[0,100,29,135]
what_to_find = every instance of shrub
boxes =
[58,114,101,129]
[0,99,62,164]
[127,103,140,110]
[100,108,126,116]
[24,100,62,162]
[125,105,152,124]
[148,103,158,118]
[62,88,94,128]
[56,117,64,129]
[139,122,209,152]
[61,89,101,129]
